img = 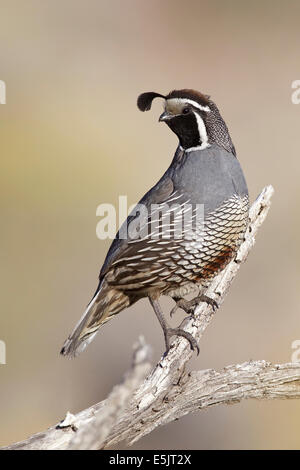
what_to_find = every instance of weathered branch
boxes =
[106,360,300,446]
[68,337,152,450]
[4,185,297,451]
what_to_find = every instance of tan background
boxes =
[1,0,300,449]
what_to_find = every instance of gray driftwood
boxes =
[3,185,300,451]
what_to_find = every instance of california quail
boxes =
[61,89,249,357]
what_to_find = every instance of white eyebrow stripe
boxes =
[167,97,211,112]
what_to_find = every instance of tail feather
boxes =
[60,281,130,357]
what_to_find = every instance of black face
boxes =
[166,111,201,150]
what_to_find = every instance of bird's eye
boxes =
[182,107,190,114]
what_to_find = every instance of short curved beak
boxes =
[159,111,171,122]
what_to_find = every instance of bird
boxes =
[61,88,249,358]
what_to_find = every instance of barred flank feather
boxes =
[60,280,130,358]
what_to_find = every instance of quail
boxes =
[61,89,249,357]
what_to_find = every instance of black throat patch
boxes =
[167,113,201,149]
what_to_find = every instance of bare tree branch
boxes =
[4,185,297,452]
[68,337,152,450]
[107,360,300,447]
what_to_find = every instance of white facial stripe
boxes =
[178,111,210,153]
[183,144,210,153]
[167,98,210,113]
[191,111,210,151]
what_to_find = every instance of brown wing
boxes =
[104,194,249,294]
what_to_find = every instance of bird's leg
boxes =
[170,294,219,317]
[149,296,199,354]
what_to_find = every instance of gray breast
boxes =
[169,144,248,214]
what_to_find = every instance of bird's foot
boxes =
[149,296,200,356]
[165,327,199,355]
[170,295,218,317]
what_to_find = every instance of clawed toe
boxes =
[170,304,179,318]
[149,296,200,357]
[170,298,195,317]
[171,295,218,316]
[165,328,199,355]
[199,295,219,312]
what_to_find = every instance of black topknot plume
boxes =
[137,92,166,112]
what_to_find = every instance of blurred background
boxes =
[1,0,300,450]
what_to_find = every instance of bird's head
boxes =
[137,89,235,155]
